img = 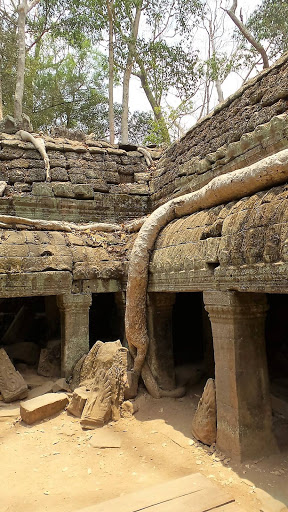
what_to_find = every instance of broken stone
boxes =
[191,378,217,446]
[121,400,138,418]
[38,339,61,378]
[52,378,71,393]
[0,348,28,402]
[3,342,40,366]
[67,387,89,418]
[79,340,122,388]
[20,393,69,425]
[89,427,122,448]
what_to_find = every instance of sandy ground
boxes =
[0,381,288,512]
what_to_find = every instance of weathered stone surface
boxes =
[37,339,61,378]
[67,386,89,417]
[20,392,69,424]
[191,379,216,446]
[0,349,28,403]
[3,342,40,366]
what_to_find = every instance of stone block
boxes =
[73,184,94,199]
[0,348,28,402]
[27,380,54,399]
[20,392,69,424]
[67,386,89,417]
[32,183,54,197]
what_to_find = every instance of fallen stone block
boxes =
[67,387,89,417]
[20,392,69,425]
[0,348,28,402]
[27,381,54,400]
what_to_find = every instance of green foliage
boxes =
[247,0,288,59]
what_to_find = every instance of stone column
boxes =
[147,292,176,391]
[57,293,92,378]
[204,291,277,461]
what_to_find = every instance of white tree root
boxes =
[17,130,51,181]
[125,148,288,398]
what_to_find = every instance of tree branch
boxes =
[223,0,269,69]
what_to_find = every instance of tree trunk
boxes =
[225,0,269,69]
[121,2,142,144]
[137,63,170,143]
[209,20,224,104]
[14,0,40,121]
[14,1,27,121]
[107,0,115,144]
[125,148,288,397]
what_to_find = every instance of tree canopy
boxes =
[0,0,287,144]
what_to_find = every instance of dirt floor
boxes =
[1,379,288,512]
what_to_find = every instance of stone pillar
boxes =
[57,293,92,378]
[147,292,176,390]
[204,291,277,461]
[115,292,127,348]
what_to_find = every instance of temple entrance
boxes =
[266,293,288,451]
[89,293,122,348]
[0,295,61,377]
[172,292,214,391]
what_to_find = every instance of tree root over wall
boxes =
[125,148,288,398]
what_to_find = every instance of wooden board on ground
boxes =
[76,473,246,512]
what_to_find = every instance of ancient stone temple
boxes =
[1,52,288,461]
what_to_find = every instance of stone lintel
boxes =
[0,271,72,298]
[203,290,277,461]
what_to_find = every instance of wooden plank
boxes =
[144,487,234,512]
[212,503,247,511]
[77,474,235,512]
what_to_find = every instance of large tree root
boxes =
[17,130,51,181]
[125,148,288,398]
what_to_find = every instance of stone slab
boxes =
[76,473,245,512]
[0,348,28,402]
[20,392,69,424]
[89,428,122,448]
[26,381,54,400]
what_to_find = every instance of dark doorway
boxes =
[172,292,214,388]
[0,295,61,375]
[89,293,122,348]
[266,293,288,451]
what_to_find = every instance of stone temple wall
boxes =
[151,53,288,208]
[0,136,161,223]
